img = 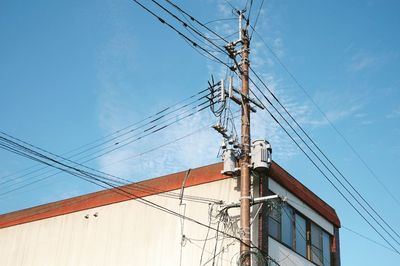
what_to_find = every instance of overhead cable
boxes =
[250,25,400,208]
[248,70,400,245]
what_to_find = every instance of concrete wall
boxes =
[0,178,242,266]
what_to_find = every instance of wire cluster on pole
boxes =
[127,0,400,256]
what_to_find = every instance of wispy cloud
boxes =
[386,105,400,119]
[346,49,397,73]
[347,52,377,72]
[94,0,368,180]
[208,0,365,163]
[96,109,219,181]
[96,37,221,180]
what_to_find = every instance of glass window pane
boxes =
[268,216,280,239]
[269,204,280,221]
[295,214,307,257]
[322,232,331,266]
[311,223,323,265]
[281,205,293,247]
[311,223,322,247]
[311,246,323,266]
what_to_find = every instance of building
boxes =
[0,161,340,266]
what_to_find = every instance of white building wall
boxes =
[0,178,242,266]
[0,175,338,266]
[269,237,315,266]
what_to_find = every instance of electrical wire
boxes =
[0,98,212,193]
[0,101,215,197]
[0,88,211,183]
[149,0,228,56]
[248,71,400,246]
[0,132,280,265]
[119,1,400,255]
[250,25,400,208]
[249,0,264,39]
[164,0,230,43]
[247,86,400,254]
[287,197,399,255]
[1,109,241,205]
[131,0,231,69]
[245,0,254,28]
[281,202,333,265]
[204,18,237,25]
[342,225,399,254]
[134,3,400,257]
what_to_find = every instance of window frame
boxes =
[264,195,333,266]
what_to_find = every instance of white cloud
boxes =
[347,53,376,72]
[94,0,368,181]
[96,107,220,181]
[386,106,400,119]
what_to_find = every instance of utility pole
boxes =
[239,11,251,266]
[216,9,265,266]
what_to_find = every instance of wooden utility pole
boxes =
[239,11,251,266]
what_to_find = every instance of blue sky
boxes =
[1,0,399,265]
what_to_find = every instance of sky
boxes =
[0,0,400,265]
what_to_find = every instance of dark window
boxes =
[264,195,332,266]
[311,223,323,265]
[281,205,293,248]
[322,231,331,266]
[268,204,281,240]
[295,213,307,257]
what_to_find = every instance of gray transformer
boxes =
[222,149,237,175]
[251,140,272,172]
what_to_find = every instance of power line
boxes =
[131,0,231,69]
[1,112,241,228]
[204,18,237,25]
[249,0,264,39]
[149,0,228,56]
[0,131,279,265]
[0,101,209,193]
[164,0,230,43]
[248,70,400,246]
[247,84,400,254]
[0,120,217,201]
[0,88,211,183]
[136,2,400,253]
[0,100,215,197]
[0,88,219,190]
[281,203,333,265]
[245,0,254,27]
[0,132,220,206]
[250,25,400,208]
[342,225,399,254]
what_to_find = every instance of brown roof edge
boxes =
[0,161,340,229]
[269,161,341,228]
[0,162,227,229]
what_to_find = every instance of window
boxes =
[295,213,307,257]
[322,231,331,266]
[311,223,323,265]
[281,205,293,248]
[268,204,280,240]
[266,200,333,266]
[311,222,332,266]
